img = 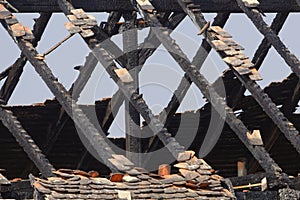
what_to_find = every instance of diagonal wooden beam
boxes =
[248,77,300,173]
[159,12,230,127]
[176,0,300,155]
[134,0,289,181]
[101,12,185,135]
[103,11,122,36]
[41,12,126,158]
[236,0,300,78]
[57,0,187,161]
[230,12,289,108]
[0,12,52,105]
[0,6,133,172]
[0,106,54,178]
[251,12,289,69]
[21,50,101,176]
[147,12,230,152]
[0,57,26,103]
[0,65,12,81]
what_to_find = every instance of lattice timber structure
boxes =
[0,0,300,199]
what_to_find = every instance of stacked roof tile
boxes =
[31,151,235,199]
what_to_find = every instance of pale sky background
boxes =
[0,12,299,136]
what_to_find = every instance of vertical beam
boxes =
[237,159,247,177]
[236,0,300,78]
[56,0,186,160]
[101,12,185,135]
[122,11,141,165]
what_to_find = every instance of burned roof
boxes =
[31,152,235,200]
[0,73,299,179]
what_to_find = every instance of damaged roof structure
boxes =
[0,0,300,199]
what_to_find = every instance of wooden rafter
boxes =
[103,11,122,36]
[101,12,186,135]
[0,5,133,172]
[122,11,142,164]
[0,12,52,105]
[147,12,230,152]
[176,0,300,155]
[6,0,300,13]
[230,12,289,108]
[236,0,300,78]
[134,0,289,182]
[248,77,300,173]
[56,0,186,161]
[0,107,54,178]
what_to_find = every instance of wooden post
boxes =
[123,11,142,166]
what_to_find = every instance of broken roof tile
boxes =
[31,154,234,199]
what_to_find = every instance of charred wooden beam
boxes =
[0,66,12,81]
[236,0,300,78]
[147,12,230,152]
[230,12,289,108]
[178,0,300,155]
[101,12,185,135]
[21,19,100,176]
[40,12,127,161]
[0,12,51,105]
[248,78,300,173]
[0,6,133,172]
[159,12,230,127]
[103,11,122,36]
[0,107,54,178]
[136,0,289,181]
[57,0,186,161]
[122,11,142,165]
[251,12,289,70]
[5,0,300,13]
[0,57,26,104]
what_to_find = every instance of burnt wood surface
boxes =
[6,0,300,13]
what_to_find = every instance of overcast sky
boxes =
[0,12,299,136]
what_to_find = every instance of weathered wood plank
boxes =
[6,0,300,13]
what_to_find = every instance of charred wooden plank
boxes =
[136,0,288,182]
[102,12,185,135]
[236,0,300,78]
[0,12,51,105]
[0,107,54,178]
[222,12,288,109]
[0,7,125,172]
[177,0,300,156]
[148,12,230,152]
[6,0,300,13]
[56,0,186,160]
[122,11,142,165]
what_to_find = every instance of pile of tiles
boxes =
[32,151,235,199]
